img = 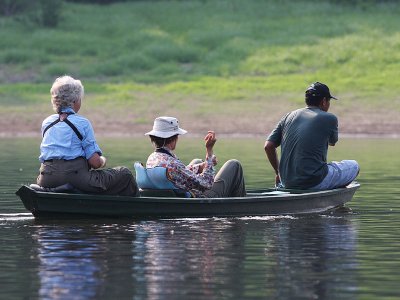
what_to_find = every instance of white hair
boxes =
[50,75,84,113]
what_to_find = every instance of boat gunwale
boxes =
[17,182,360,204]
[15,182,360,218]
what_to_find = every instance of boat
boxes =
[15,182,360,219]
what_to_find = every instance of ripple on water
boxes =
[0,213,34,222]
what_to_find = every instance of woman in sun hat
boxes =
[144,116,246,198]
[36,75,139,196]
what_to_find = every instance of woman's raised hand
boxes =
[204,131,216,158]
[205,131,216,149]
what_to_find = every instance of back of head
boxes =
[50,75,84,113]
[149,134,178,148]
[305,82,337,106]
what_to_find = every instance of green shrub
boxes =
[0,50,31,64]
[0,0,63,28]
[40,0,63,27]
[115,54,156,71]
[45,63,72,77]
[95,61,124,76]
[0,0,32,16]
[144,42,201,63]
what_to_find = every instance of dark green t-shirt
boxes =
[267,107,338,189]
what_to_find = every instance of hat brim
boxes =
[330,95,338,100]
[145,128,187,138]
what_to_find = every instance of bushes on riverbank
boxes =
[0,0,399,104]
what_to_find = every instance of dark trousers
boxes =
[204,159,246,198]
[37,157,139,196]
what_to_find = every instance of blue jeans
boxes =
[310,160,360,190]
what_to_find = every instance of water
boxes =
[1,137,399,299]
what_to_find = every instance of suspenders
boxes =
[42,113,83,141]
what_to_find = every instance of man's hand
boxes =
[99,156,107,168]
[88,153,107,169]
[275,174,281,187]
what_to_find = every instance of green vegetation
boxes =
[0,0,399,134]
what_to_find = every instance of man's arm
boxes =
[329,114,338,146]
[264,140,280,185]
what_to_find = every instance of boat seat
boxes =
[29,183,82,194]
[139,189,188,198]
[134,162,191,198]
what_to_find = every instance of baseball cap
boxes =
[306,82,338,100]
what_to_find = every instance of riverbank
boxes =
[1,1,399,138]
[0,101,398,138]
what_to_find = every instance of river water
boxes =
[0,137,399,299]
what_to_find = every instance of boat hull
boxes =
[16,183,360,218]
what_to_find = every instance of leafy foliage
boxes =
[0,0,63,27]
[0,0,400,103]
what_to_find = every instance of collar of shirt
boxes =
[155,147,176,158]
[60,107,76,114]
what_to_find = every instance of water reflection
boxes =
[30,215,357,299]
[132,219,248,299]
[32,221,137,299]
[257,215,357,299]
[2,138,400,299]
[223,215,359,299]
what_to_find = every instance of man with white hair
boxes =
[37,75,139,196]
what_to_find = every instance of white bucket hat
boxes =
[145,116,187,138]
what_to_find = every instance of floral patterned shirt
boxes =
[146,148,215,198]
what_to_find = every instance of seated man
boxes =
[37,75,139,196]
[264,82,359,190]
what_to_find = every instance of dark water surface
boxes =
[1,137,399,299]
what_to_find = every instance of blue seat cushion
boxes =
[134,162,191,197]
